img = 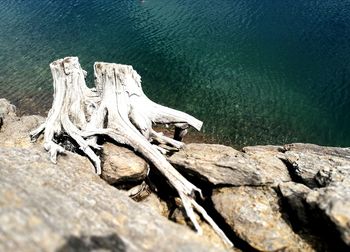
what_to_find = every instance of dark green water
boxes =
[1,0,350,147]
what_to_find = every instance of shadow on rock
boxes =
[57,234,126,252]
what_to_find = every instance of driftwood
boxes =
[30,58,103,173]
[30,57,233,247]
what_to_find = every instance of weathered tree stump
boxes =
[30,57,233,247]
[30,57,103,173]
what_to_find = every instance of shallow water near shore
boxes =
[1,0,350,147]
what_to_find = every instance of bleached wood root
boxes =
[30,58,233,247]
[150,130,185,149]
[30,57,102,174]
[91,62,232,247]
[30,122,46,141]
[95,62,203,142]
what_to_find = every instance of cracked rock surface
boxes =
[0,147,227,252]
[168,143,291,186]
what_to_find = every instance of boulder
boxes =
[282,143,350,188]
[279,182,312,226]
[139,192,169,218]
[169,206,232,250]
[0,115,45,148]
[307,183,350,246]
[0,98,16,118]
[168,143,290,186]
[0,98,46,148]
[212,187,313,251]
[279,181,349,251]
[0,98,16,130]
[101,143,149,185]
[0,147,228,252]
[315,165,350,187]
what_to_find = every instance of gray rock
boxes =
[101,143,149,185]
[283,143,350,188]
[279,181,349,250]
[279,182,312,225]
[242,145,284,155]
[168,201,235,250]
[0,115,45,148]
[139,192,169,218]
[0,98,16,117]
[315,165,350,187]
[0,147,228,252]
[242,145,287,169]
[169,143,290,186]
[285,143,350,158]
[212,187,314,251]
[306,183,350,246]
[0,98,16,129]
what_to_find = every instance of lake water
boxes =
[1,0,350,147]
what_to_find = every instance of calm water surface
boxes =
[1,0,350,147]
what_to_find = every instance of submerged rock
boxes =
[0,147,227,252]
[169,143,290,186]
[212,187,314,252]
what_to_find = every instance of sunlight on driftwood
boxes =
[30,57,233,247]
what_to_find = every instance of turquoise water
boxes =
[1,0,350,147]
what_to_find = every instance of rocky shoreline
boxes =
[1,98,349,252]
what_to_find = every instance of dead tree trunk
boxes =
[30,57,104,173]
[30,57,233,247]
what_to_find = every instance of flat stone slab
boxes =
[169,143,290,186]
[0,147,227,252]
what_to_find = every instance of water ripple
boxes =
[0,0,350,147]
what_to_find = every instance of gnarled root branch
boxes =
[30,57,102,174]
[30,58,233,247]
[92,62,232,247]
